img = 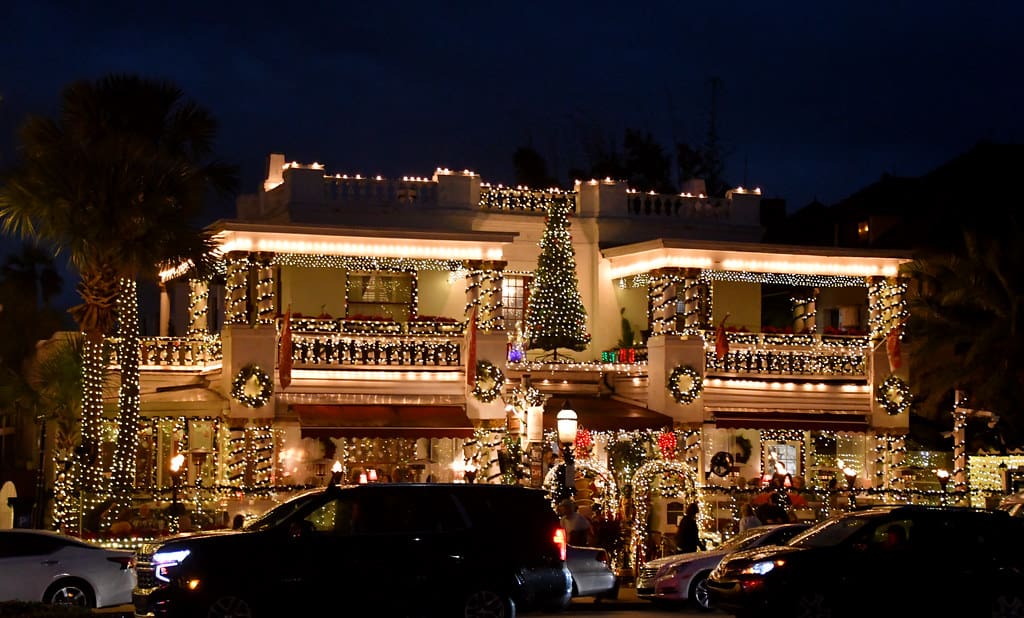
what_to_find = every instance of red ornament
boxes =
[575,427,592,454]
[658,431,677,460]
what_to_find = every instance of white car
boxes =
[636,522,809,610]
[0,528,136,608]
[565,545,619,601]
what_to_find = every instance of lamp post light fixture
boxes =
[329,460,343,485]
[843,466,858,510]
[936,469,950,505]
[169,453,186,519]
[556,401,578,501]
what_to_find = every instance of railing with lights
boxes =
[478,185,577,214]
[703,330,870,378]
[288,333,462,367]
[111,336,223,367]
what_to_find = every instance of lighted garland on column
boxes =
[232,364,274,408]
[472,360,505,403]
[187,279,209,335]
[224,254,251,325]
[255,257,276,324]
[876,375,912,415]
[109,278,142,527]
[667,365,703,404]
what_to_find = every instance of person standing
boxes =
[559,499,593,546]
[675,502,701,553]
[738,503,762,531]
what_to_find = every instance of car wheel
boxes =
[206,593,255,618]
[991,591,1024,618]
[793,591,833,618]
[464,589,515,618]
[689,573,712,611]
[44,578,95,607]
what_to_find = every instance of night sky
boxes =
[3,2,1023,267]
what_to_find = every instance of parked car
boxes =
[998,489,1024,517]
[132,483,571,618]
[706,505,1024,618]
[0,528,135,608]
[566,545,619,601]
[636,523,809,610]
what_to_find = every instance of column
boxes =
[253,253,277,325]
[188,279,209,336]
[463,259,506,331]
[159,282,171,337]
[224,252,251,326]
[648,268,683,336]
[679,268,708,330]
[867,276,908,341]
[791,287,818,334]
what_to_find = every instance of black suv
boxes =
[706,504,1024,618]
[132,483,572,617]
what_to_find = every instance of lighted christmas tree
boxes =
[525,195,590,359]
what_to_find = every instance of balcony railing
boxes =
[115,336,223,367]
[703,331,870,378]
[289,333,461,367]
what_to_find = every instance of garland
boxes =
[667,365,703,404]
[231,364,274,408]
[876,375,912,416]
[472,360,505,403]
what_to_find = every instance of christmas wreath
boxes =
[232,363,274,408]
[876,375,912,416]
[472,360,505,403]
[667,365,703,404]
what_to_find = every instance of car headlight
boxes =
[742,559,785,576]
[153,549,191,583]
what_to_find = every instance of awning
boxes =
[295,404,474,438]
[712,411,870,432]
[543,397,673,431]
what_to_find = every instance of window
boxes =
[346,271,414,321]
[502,274,531,333]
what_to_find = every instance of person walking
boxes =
[559,499,593,546]
[738,503,762,531]
[675,502,701,553]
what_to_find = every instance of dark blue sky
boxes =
[4,1,1024,220]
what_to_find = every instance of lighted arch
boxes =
[629,460,699,566]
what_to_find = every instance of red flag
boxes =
[465,305,478,386]
[714,315,730,360]
[886,326,902,371]
[279,305,293,390]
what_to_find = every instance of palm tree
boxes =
[0,74,237,523]
[905,220,1024,447]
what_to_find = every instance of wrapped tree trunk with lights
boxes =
[525,195,590,360]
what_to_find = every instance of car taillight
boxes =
[107,555,134,570]
[553,527,567,561]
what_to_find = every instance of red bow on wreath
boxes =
[574,427,592,454]
[658,431,677,460]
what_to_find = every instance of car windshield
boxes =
[245,490,324,531]
[787,515,872,548]
[718,526,777,552]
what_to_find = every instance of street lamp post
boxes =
[556,401,578,502]
[169,453,186,521]
[843,467,858,510]
[936,469,950,506]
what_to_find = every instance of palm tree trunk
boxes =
[77,332,106,506]
[109,278,140,522]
